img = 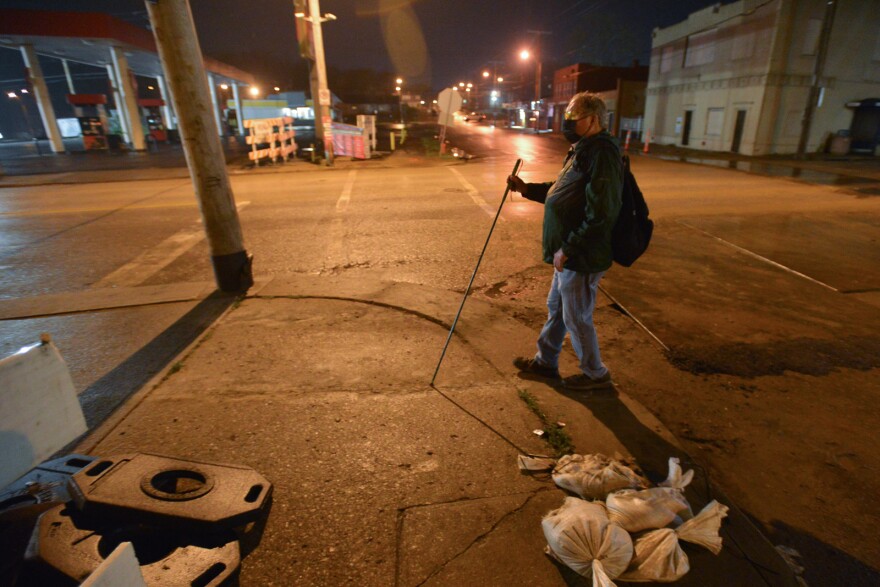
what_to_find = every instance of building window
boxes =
[684,29,717,67]
[802,18,821,55]
[705,108,724,136]
[661,45,675,73]
[731,31,755,60]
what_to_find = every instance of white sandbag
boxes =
[676,500,729,554]
[618,500,730,582]
[552,454,647,500]
[658,457,694,490]
[606,487,692,533]
[542,497,633,586]
[617,528,687,582]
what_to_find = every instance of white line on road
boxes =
[94,201,250,289]
[676,220,839,292]
[448,167,501,220]
[336,170,357,212]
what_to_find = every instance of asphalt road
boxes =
[2,122,879,584]
[2,122,878,424]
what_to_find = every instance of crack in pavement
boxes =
[394,489,552,587]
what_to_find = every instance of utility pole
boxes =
[797,0,837,158]
[295,0,335,165]
[145,0,252,292]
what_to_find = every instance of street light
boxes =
[249,86,259,97]
[519,48,542,131]
[482,71,490,78]
[394,78,404,125]
[294,0,336,165]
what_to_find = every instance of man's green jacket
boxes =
[523,130,623,274]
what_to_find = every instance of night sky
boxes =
[0,0,730,96]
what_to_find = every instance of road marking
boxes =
[448,167,500,220]
[677,220,838,292]
[336,170,357,211]
[1,202,199,218]
[597,284,670,352]
[94,201,250,288]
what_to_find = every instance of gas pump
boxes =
[138,98,168,142]
[66,94,109,150]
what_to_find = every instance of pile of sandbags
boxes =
[536,455,728,586]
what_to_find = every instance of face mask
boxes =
[562,118,581,143]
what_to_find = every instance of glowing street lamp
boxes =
[249,86,259,97]
[394,78,405,125]
[220,83,229,90]
[519,48,541,102]
[482,71,490,78]
[274,86,280,92]
[519,48,543,132]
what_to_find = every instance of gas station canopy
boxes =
[0,8,255,85]
[0,9,258,152]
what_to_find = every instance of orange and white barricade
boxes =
[245,117,297,165]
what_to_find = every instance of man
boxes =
[508,92,622,390]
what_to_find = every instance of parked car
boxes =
[464,112,486,122]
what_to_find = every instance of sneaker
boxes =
[563,372,613,391]
[513,356,561,380]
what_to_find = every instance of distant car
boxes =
[464,112,486,122]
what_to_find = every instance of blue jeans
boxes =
[535,269,608,378]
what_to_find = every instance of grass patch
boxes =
[421,136,440,156]
[419,136,457,159]
[518,389,573,457]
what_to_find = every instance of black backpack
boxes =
[611,155,653,267]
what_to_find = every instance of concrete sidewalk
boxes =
[74,274,797,586]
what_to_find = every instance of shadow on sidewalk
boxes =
[78,291,237,429]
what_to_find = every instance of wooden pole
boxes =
[797,0,837,158]
[145,0,252,292]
